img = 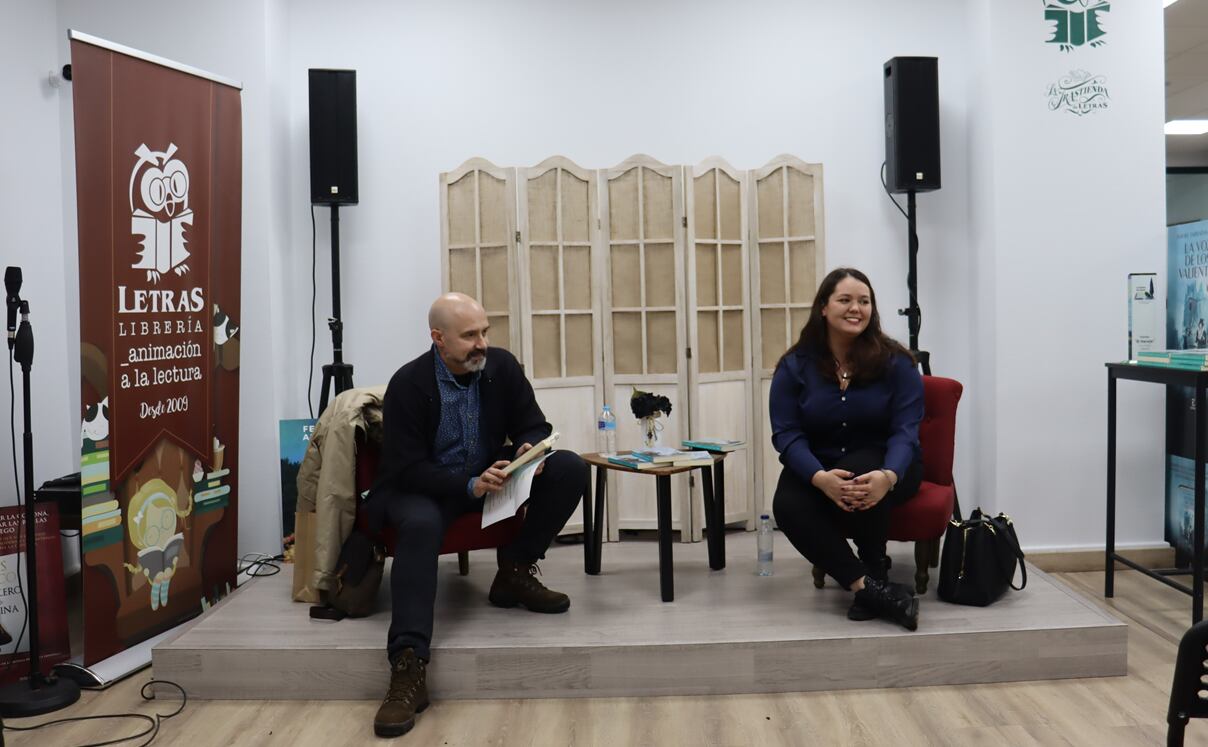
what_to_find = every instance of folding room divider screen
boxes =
[441,155,825,541]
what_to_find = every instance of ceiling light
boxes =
[1166,120,1208,135]
[1165,0,1180,7]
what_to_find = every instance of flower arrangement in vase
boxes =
[629,388,672,448]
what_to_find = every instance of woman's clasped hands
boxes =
[810,468,894,512]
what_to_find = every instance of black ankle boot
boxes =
[853,576,919,631]
[847,557,894,621]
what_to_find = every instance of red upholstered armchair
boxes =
[354,433,523,575]
[812,375,963,594]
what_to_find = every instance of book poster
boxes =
[0,504,70,683]
[1165,220,1208,561]
[70,34,242,665]
[279,418,315,560]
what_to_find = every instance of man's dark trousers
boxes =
[381,450,586,662]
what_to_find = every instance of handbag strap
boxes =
[992,514,1027,591]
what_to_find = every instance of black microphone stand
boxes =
[0,295,80,716]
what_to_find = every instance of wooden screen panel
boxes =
[440,159,519,353]
[518,158,599,382]
[446,173,476,246]
[646,311,677,373]
[532,314,561,379]
[448,247,477,297]
[563,247,592,310]
[690,164,747,375]
[564,314,594,377]
[599,156,689,539]
[760,308,785,370]
[530,246,560,311]
[750,158,824,370]
[516,157,604,538]
[644,244,676,308]
[602,158,685,379]
[697,311,720,374]
[612,312,643,374]
[748,155,825,526]
[480,246,510,313]
[685,158,754,535]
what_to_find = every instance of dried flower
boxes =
[630,388,672,420]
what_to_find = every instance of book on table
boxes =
[671,449,715,461]
[629,446,684,464]
[681,438,744,452]
[1134,350,1208,370]
[630,448,714,467]
[605,454,662,470]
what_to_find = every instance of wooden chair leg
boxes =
[812,564,826,588]
[458,551,470,576]
[929,536,942,568]
[913,540,933,595]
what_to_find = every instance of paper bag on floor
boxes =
[291,510,321,603]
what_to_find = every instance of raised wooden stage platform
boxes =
[153,532,1125,700]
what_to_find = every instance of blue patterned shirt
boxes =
[432,346,484,497]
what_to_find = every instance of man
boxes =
[369,292,586,738]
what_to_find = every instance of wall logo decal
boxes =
[1047,70,1110,116]
[129,143,192,284]
[1044,0,1110,51]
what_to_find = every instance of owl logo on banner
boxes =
[129,143,192,284]
[1044,0,1110,52]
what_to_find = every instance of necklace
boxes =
[835,359,851,391]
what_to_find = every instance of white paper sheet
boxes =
[481,453,550,528]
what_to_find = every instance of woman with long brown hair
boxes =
[769,267,924,630]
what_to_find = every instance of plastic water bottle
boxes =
[757,514,773,576]
[597,404,617,454]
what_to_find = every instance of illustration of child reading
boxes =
[123,478,192,611]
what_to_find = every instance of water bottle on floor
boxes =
[757,514,773,576]
[597,404,617,454]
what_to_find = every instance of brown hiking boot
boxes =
[374,648,429,738]
[488,560,570,613]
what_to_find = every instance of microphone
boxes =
[5,267,21,348]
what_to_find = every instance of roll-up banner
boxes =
[69,31,241,666]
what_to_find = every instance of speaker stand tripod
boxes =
[318,204,354,414]
[899,191,931,376]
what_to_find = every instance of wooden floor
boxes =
[7,549,1203,745]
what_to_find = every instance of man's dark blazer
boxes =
[371,346,551,507]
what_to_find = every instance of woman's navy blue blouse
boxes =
[769,349,923,482]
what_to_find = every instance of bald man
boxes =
[368,293,587,738]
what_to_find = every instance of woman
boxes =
[769,267,924,630]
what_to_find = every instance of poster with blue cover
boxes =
[1165,220,1208,561]
[279,418,316,554]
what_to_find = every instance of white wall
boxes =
[971,1,1168,549]
[0,0,1171,555]
[0,1,76,502]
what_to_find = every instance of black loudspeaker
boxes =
[883,57,940,194]
[309,69,358,205]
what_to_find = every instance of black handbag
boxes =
[937,508,1026,606]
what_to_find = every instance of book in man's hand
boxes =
[501,432,560,476]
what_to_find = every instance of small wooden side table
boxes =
[579,451,728,602]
